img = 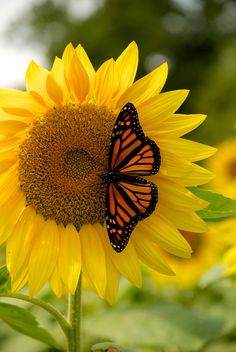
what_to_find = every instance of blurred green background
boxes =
[6,0,236,146]
[1,0,236,351]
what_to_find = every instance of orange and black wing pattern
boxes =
[109,102,161,175]
[105,102,161,252]
[106,177,158,252]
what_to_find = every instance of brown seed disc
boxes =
[19,104,115,227]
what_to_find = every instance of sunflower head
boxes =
[0,42,215,303]
[208,138,236,199]
[222,226,236,277]
[18,104,115,228]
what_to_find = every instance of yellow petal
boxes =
[30,91,47,107]
[11,264,28,292]
[25,60,54,108]
[7,206,37,278]
[62,43,75,63]
[58,223,81,293]
[157,203,208,232]
[116,41,138,92]
[0,120,28,137]
[46,74,64,105]
[62,43,75,86]
[76,44,95,81]
[157,149,214,184]
[159,150,193,178]
[50,264,64,298]
[0,145,19,164]
[76,44,95,96]
[0,162,18,197]
[158,138,217,162]
[93,224,120,304]
[0,135,22,150]
[132,232,174,275]
[0,143,19,164]
[0,89,45,121]
[67,53,90,103]
[50,57,68,104]
[0,158,17,174]
[158,176,208,211]
[149,113,206,138]
[139,90,189,129]
[0,108,31,123]
[138,215,192,258]
[2,107,35,119]
[105,253,120,305]
[28,219,59,296]
[79,224,106,298]
[172,163,215,186]
[0,188,25,245]
[99,224,142,287]
[94,59,119,106]
[117,62,168,109]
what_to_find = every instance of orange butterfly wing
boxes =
[109,103,160,175]
[105,102,161,252]
[106,178,158,252]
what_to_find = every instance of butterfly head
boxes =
[100,170,114,184]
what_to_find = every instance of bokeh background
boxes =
[1,0,236,351]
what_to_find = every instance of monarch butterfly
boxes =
[101,102,161,252]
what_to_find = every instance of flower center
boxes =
[64,149,95,178]
[19,104,115,228]
[227,159,236,179]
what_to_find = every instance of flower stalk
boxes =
[68,273,82,352]
[0,292,70,337]
[0,274,83,352]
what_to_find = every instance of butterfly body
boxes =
[101,171,147,185]
[102,102,161,253]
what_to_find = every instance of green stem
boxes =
[68,273,82,352]
[0,292,70,338]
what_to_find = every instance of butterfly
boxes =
[101,102,161,253]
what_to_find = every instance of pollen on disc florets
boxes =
[19,104,115,227]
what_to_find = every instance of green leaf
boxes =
[0,302,57,347]
[190,187,236,221]
[85,304,224,351]
[0,265,10,293]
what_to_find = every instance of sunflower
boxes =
[222,238,236,277]
[207,138,236,199]
[210,216,236,279]
[0,42,215,304]
[152,228,220,287]
[207,138,236,277]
